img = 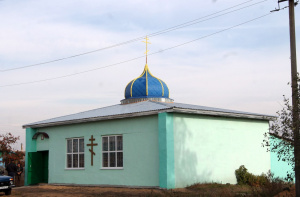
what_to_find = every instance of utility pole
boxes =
[288,0,299,195]
[278,0,299,195]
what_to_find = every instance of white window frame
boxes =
[66,137,85,169]
[101,135,123,169]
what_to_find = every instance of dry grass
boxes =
[8,183,295,197]
[186,183,253,197]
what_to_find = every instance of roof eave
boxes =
[172,108,275,121]
[22,109,173,129]
[23,107,275,129]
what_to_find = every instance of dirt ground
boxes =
[1,183,295,197]
[8,185,176,197]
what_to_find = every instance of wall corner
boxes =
[158,112,175,189]
[25,127,37,186]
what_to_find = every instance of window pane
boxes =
[73,139,78,153]
[109,152,116,167]
[117,152,123,167]
[79,154,84,168]
[117,136,123,151]
[109,137,115,151]
[73,154,78,168]
[67,154,72,168]
[102,137,108,151]
[79,139,84,152]
[103,153,108,167]
[67,140,72,153]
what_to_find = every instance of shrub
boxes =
[235,165,288,196]
[235,165,249,185]
[251,171,287,196]
[235,165,268,186]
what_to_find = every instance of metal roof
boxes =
[23,101,275,128]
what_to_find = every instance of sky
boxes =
[0,0,299,150]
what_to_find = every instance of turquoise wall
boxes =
[158,113,175,189]
[173,113,270,188]
[270,137,294,180]
[26,112,272,188]
[25,128,37,185]
[36,115,159,187]
[36,136,49,151]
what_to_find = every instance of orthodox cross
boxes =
[142,36,151,64]
[87,135,98,166]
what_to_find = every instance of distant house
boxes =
[23,64,274,188]
[0,150,4,168]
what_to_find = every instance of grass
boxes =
[183,182,295,197]
[185,183,253,197]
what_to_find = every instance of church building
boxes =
[23,40,274,189]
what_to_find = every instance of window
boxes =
[66,138,84,169]
[102,135,123,168]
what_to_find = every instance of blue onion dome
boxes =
[121,64,174,104]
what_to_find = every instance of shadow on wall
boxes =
[174,117,213,187]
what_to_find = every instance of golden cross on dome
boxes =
[142,36,151,64]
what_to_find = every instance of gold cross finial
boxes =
[142,36,151,64]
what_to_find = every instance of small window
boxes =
[66,138,84,169]
[102,135,123,169]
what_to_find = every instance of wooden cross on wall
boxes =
[87,135,98,166]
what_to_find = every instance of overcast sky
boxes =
[0,0,299,150]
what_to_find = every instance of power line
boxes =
[0,12,273,88]
[147,0,266,37]
[0,0,266,72]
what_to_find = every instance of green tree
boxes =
[263,80,299,182]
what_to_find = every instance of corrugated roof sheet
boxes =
[23,101,274,128]
[163,102,264,116]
